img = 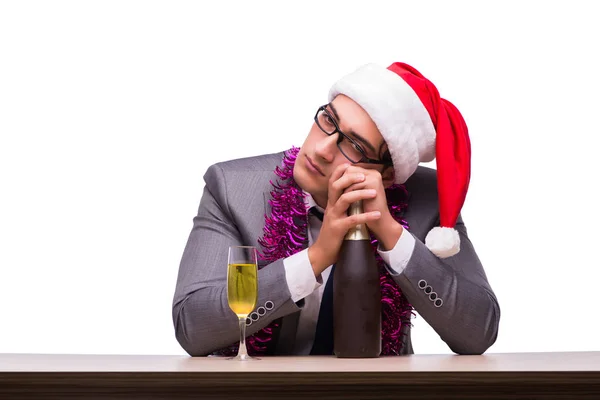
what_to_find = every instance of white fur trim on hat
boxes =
[328,63,436,184]
[425,227,460,258]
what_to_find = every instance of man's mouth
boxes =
[306,155,325,176]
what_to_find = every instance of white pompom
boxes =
[425,227,460,258]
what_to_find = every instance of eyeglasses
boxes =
[314,105,391,166]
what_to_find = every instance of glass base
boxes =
[226,353,259,361]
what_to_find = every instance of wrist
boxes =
[308,243,333,277]
[371,216,403,251]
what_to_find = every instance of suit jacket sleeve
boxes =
[391,215,500,355]
[172,163,302,356]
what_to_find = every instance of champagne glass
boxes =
[227,245,259,361]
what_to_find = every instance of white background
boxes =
[1,0,599,356]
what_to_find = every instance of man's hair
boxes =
[381,148,392,164]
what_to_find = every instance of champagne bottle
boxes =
[333,200,382,358]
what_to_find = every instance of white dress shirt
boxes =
[282,191,416,355]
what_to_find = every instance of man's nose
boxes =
[314,133,338,163]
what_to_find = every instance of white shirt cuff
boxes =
[283,249,322,303]
[377,229,416,275]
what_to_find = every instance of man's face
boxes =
[293,94,393,205]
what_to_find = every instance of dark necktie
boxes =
[308,207,335,355]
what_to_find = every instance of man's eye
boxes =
[323,114,334,125]
[351,142,364,154]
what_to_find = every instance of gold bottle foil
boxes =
[344,201,370,240]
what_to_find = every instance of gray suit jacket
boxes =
[172,151,500,356]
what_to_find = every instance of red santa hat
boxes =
[328,62,471,258]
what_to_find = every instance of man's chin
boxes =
[293,164,321,196]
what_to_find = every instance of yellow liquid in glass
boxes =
[227,263,258,318]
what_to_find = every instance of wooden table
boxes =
[1,352,599,399]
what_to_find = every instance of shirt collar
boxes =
[303,190,325,213]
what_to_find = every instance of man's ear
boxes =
[382,166,395,188]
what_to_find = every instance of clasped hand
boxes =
[307,164,403,276]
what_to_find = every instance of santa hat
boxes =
[328,62,471,258]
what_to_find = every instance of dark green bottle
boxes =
[333,200,382,358]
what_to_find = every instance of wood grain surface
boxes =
[1,352,599,399]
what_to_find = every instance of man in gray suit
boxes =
[172,62,500,356]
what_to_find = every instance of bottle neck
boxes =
[344,201,370,241]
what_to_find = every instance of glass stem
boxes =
[238,317,248,357]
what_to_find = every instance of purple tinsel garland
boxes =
[215,147,414,356]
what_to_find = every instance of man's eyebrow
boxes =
[328,102,342,121]
[328,102,377,155]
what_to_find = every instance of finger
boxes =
[331,172,367,198]
[343,165,368,175]
[330,163,352,184]
[343,181,367,194]
[333,189,377,213]
[327,163,352,206]
[342,211,381,230]
[342,172,383,194]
